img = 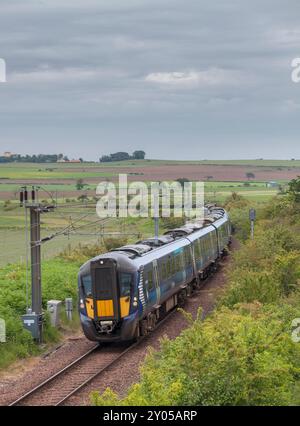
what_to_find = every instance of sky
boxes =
[0,0,299,160]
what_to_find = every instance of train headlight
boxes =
[80,299,85,309]
[133,297,138,307]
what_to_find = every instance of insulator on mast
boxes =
[31,186,36,202]
[20,189,24,206]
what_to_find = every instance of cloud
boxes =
[0,58,6,82]
[0,0,300,159]
[145,68,243,88]
[9,66,126,84]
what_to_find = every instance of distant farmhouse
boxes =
[3,151,16,158]
[267,181,279,188]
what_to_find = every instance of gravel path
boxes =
[0,240,238,406]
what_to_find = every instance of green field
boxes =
[0,159,290,266]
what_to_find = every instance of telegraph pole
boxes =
[30,205,42,332]
[20,187,55,343]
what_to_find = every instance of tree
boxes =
[246,172,255,180]
[99,155,111,163]
[288,177,300,202]
[176,178,190,187]
[100,152,130,162]
[100,151,146,162]
[132,150,146,160]
[76,178,85,190]
[110,152,130,161]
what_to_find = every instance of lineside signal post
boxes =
[249,208,256,240]
[20,186,55,343]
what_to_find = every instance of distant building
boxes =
[68,159,81,163]
[3,151,16,158]
[267,181,279,188]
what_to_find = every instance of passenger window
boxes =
[175,255,181,272]
[167,258,171,277]
[194,242,198,258]
[174,255,178,272]
[187,248,192,265]
[161,262,167,280]
[171,257,176,275]
[119,273,132,297]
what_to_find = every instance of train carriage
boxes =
[78,206,231,343]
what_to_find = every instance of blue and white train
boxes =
[78,206,231,342]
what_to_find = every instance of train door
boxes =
[144,263,158,308]
[153,259,161,304]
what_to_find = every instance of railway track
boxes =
[9,343,132,406]
[9,309,178,406]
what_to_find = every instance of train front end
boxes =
[78,254,139,342]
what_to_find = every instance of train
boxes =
[78,205,231,342]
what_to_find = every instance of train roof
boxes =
[109,206,229,261]
[79,206,229,272]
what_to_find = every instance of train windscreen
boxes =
[94,267,114,300]
[82,275,92,297]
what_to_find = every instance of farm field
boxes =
[0,159,290,265]
[0,159,295,200]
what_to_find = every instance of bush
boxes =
[103,237,128,251]
[224,192,249,211]
[59,243,105,264]
[91,305,300,406]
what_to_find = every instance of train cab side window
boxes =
[119,273,132,297]
[82,275,92,297]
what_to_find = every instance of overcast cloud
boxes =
[0,0,299,160]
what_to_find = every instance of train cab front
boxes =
[78,256,139,342]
